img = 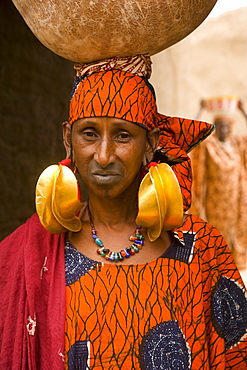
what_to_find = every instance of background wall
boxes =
[150,7,247,134]
[0,0,74,239]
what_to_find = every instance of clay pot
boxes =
[12,0,217,63]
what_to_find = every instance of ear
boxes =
[62,121,72,159]
[145,128,160,162]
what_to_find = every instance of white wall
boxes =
[150,7,247,134]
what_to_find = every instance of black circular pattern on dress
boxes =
[65,239,97,285]
[68,340,89,370]
[212,276,247,349]
[140,321,191,370]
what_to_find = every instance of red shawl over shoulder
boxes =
[0,214,65,370]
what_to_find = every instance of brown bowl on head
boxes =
[12,0,217,63]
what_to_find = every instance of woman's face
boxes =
[215,119,231,142]
[67,117,158,199]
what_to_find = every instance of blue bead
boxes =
[134,240,144,245]
[92,235,97,239]
[123,249,130,258]
[95,238,103,246]
[109,252,115,262]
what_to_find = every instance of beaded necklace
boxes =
[87,203,145,262]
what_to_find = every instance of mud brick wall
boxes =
[0,0,75,239]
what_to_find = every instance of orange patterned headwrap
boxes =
[69,54,214,211]
[69,69,157,130]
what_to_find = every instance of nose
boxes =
[94,137,116,168]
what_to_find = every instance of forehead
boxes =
[73,116,148,133]
[215,119,230,127]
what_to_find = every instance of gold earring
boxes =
[136,162,183,242]
[35,159,83,234]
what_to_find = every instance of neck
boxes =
[86,192,138,229]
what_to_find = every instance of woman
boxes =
[191,103,247,270]
[1,55,247,369]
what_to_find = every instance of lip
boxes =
[92,171,119,176]
[92,172,119,184]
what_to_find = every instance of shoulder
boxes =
[0,213,65,260]
[176,213,223,241]
[183,213,227,250]
[1,213,46,245]
[178,214,243,280]
[0,213,66,293]
[175,214,229,264]
[234,134,247,150]
[0,214,51,297]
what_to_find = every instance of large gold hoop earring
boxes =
[136,162,183,242]
[35,159,83,234]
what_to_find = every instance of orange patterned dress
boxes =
[64,214,247,369]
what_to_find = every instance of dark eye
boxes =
[82,129,98,140]
[84,131,95,137]
[116,131,131,142]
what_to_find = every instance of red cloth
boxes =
[0,214,65,370]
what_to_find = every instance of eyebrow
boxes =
[77,118,132,127]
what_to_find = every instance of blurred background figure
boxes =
[190,96,247,270]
